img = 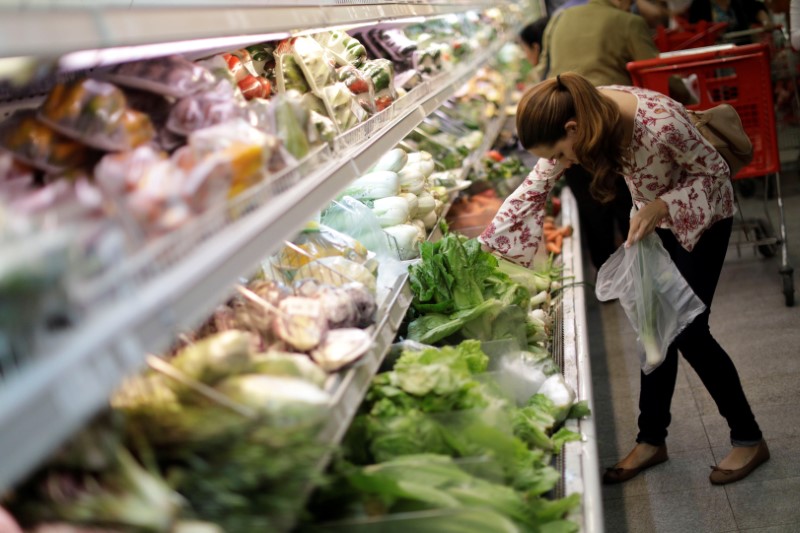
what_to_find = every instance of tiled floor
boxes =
[582,158,800,531]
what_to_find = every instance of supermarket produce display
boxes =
[0,1,601,531]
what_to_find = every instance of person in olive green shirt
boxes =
[544,0,660,86]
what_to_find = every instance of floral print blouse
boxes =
[479,85,735,267]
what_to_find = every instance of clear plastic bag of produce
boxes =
[102,54,216,98]
[38,79,156,152]
[360,58,397,111]
[595,232,706,374]
[336,64,377,115]
[180,118,281,199]
[166,79,250,136]
[0,110,92,173]
[321,196,400,260]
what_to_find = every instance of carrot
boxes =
[546,241,561,254]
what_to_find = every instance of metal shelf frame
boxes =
[559,187,604,533]
[0,23,518,491]
[0,1,513,59]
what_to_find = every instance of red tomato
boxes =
[225,54,246,81]
[486,150,504,162]
[238,75,264,100]
[551,196,562,217]
[347,78,369,94]
[375,95,393,111]
[256,77,272,98]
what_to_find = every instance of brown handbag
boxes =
[687,104,754,177]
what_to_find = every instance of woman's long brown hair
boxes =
[516,72,626,203]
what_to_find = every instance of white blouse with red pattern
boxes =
[478,85,735,267]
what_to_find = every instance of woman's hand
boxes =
[626,199,668,248]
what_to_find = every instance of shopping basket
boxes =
[627,43,795,306]
[654,20,729,53]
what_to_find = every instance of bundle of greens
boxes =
[406,234,533,345]
[345,341,586,494]
[317,454,581,533]
[108,329,333,532]
[8,416,185,533]
[406,232,568,350]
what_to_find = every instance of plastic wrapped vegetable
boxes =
[170,330,253,384]
[273,91,311,159]
[0,110,90,173]
[359,59,397,111]
[294,256,377,293]
[337,170,400,201]
[248,350,328,387]
[383,223,423,260]
[167,79,249,136]
[39,79,155,151]
[321,82,367,131]
[292,37,338,90]
[216,374,330,426]
[271,221,375,272]
[103,54,215,98]
[10,447,185,532]
[316,30,368,67]
[275,50,311,93]
[321,196,401,260]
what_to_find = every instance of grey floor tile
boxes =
[702,402,800,446]
[602,487,737,533]
[692,371,800,416]
[601,447,717,502]
[725,476,800,529]
[739,524,800,533]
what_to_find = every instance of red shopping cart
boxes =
[627,43,795,306]
[654,20,729,53]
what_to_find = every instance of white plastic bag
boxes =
[595,233,706,374]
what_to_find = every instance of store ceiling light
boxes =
[58,31,290,71]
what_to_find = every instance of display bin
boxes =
[626,43,795,306]
[555,187,603,533]
[653,20,729,53]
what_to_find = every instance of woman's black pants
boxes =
[636,217,763,446]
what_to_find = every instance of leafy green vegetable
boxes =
[13,446,184,532]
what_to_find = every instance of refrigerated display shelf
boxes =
[0,0,515,60]
[0,27,518,492]
[425,98,508,243]
[556,187,603,533]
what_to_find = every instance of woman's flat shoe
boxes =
[709,439,770,485]
[602,445,668,485]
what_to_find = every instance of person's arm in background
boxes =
[633,0,671,27]
[624,13,696,103]
[738,0,773,28]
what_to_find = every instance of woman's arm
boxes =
[478,158,564,267]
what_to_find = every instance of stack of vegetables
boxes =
[326,147,449,261]
[305,339,588,531]
[4,224,388,531]
[404,232,561,350]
